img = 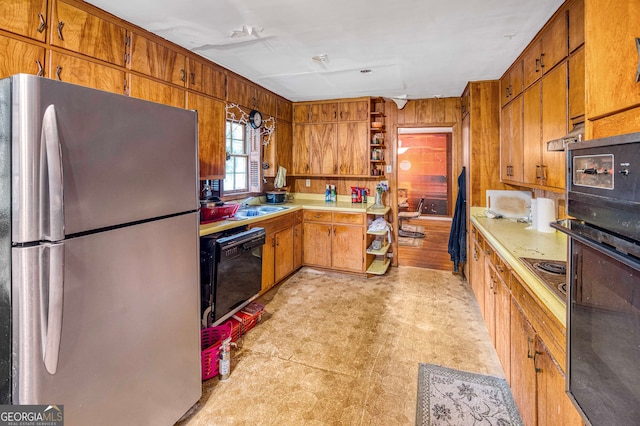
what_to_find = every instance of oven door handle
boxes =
[551,220,640,271]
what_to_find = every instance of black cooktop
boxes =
[519,257,567,301]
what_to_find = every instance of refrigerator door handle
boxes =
[43,242,64,375]
[40,105,64,241]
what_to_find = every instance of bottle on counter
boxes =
[330,185,337,202]
[325,184,331,202]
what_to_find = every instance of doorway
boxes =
[396,127,453,270]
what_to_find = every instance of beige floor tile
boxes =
[176,266,502,425]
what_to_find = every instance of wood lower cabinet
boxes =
[49,51,124,94]
[0,0,48,42]
[128,74,185,108]
[0,35,46,78]
[303,210,365,273]
[469,226,485,315]
[251,212,298,293]
[187,92,225,179]
[510,299,538,426]
[293,211,303,270]
[51,0,126,66]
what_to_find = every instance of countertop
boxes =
[470,206,568,326]
[199,193,378,237]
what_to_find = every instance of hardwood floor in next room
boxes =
[177,266,503,425]
[397,217,453,270]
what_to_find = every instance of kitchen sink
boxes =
[234,205,289,218]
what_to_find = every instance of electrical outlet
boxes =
[305,179,311,187]
[386,165,392,173]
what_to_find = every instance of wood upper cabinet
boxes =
[49,51,124,94]
[128,33,186,86]
[186,58,225,99]
[540,62,567,190]
[500,60,523,106]
[500,96,524,183]
[338,100,368,121]
[540,11,568,74]
[187,92,225,179]
[227,74,275,115]
[308,123,337,175]
[523,40,543,88]
[523,83,542,186]
[568,47,585,120]
[585,0,640,120]
[312,103,337,122]
[568,0,585,53]
[128,74,185,108]
[263,119,292,178]
[0,35,46,78]
[51,0,126,66]
[292,124,310,174]
[0,0,48,42]
[276,97,293,122]
[337,122,368,176]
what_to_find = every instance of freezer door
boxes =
[9,74,198,243]
[12,213,201,425]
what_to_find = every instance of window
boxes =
[224,121,248,193]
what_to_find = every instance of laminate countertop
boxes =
[199,193,377,237]
[470,206,568,326]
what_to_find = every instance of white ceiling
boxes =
[87,0,565,102]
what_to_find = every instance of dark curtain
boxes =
[448,167,466,272]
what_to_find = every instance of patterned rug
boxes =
[416,364,523,426]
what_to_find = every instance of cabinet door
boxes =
[0,0,47,42]
[510,300,538,426]
[302,222,331,268]
[49,51,124,94]
[293,104,311,123]
[128,74,185,108]
[187,58,225,99]
[129,33,186,86]
[338,100,368,121]
[274,227,294,283]
[187,93,226,179]
[484,258,497,345]
[0,35,46,78]
[227,75,254,109]
[541,12,568,74]
[51,0,126,66]
[310,103,337,122]
[522,40,543,88]
[495,276,511,383]
[337,122,368,176]
[292,124,310,174]
[522,84,541,185]
[541,62,567,190]
[470,238,485,312]
[500,97,524,183]
[568,0,585,53]
[500,61,523,106]
[264,119,292,178]
[568,47,585,120]
[585,0,640,119]
[276,98,292,122]
[309,124,337,175]
[293,223,302,270]
[261,233,276,292]
[331,224,364,272]
[256,89,276,117]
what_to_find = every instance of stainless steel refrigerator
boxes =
[0,74,202,425]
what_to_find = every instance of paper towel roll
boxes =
[530,199,538,229]
[536,198,556,233]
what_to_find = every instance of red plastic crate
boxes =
[228,302,265,342]
[200,321,232,380]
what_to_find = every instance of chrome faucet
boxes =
[240,197,256,208]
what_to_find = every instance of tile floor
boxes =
[177,266,504,425]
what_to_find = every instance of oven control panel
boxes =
[573,153,614,189]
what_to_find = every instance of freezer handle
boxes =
[41,105,64,241]
[43,242,64,375]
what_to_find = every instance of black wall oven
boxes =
[552,132,640,426]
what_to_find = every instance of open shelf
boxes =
[366,258,391,275]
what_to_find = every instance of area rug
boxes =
[416,363,523,426]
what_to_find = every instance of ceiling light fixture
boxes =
[360,69,372,74]
[312,54,328,62]
[503,32,517,40]
[230,25,263,38]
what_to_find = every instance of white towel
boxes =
[274,166,287,188]
[368,217,393,243]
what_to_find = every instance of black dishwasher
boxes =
[200,227,266,327]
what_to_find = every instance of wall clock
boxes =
[249,110,263,129]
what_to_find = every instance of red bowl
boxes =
[200,203,239,221]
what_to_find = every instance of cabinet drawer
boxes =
[494,255,510,288]
[251,212,293,234]
[333,212,364,225]
[303,210,332,223]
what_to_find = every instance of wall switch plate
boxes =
[385,165,392,173]
[305,179,311,187]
